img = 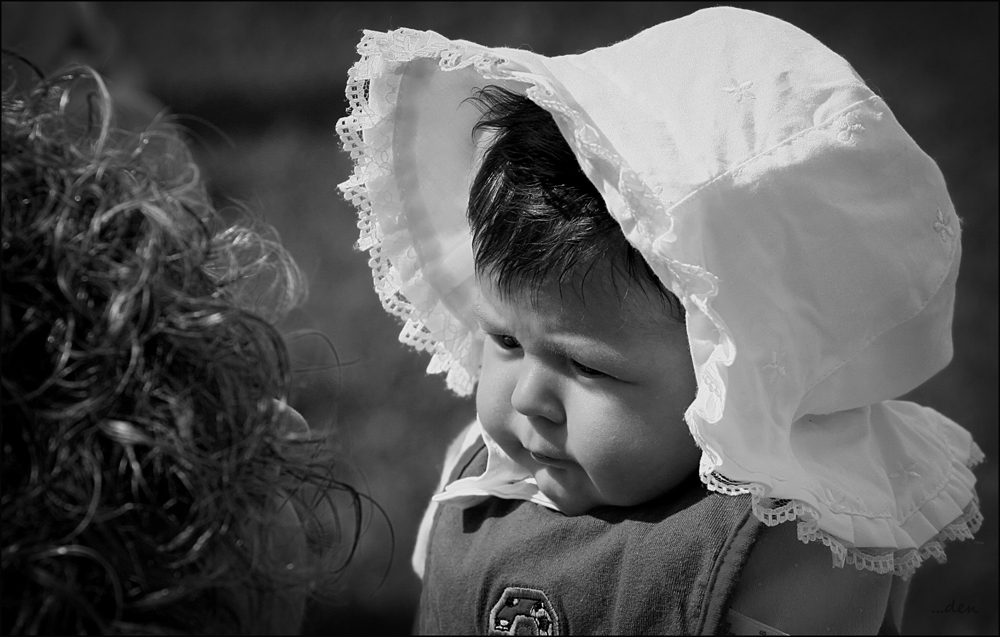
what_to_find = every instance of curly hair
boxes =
[1,61,359,634]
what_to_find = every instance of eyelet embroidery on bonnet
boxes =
[337,8,984,581]
[722,78,755,102]
[762,351,787,385]
[888,460,922,482]
[935,208,956,242]
[832,110,866,144]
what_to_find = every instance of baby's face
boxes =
[474,267,700,516]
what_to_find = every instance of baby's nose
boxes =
[510,360,564,424]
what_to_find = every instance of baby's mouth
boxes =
[529,450,574,468]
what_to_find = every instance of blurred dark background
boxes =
[3,2,996,634]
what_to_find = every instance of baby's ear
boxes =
[273,398,310,439]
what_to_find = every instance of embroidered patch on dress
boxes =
[489,586,559,636]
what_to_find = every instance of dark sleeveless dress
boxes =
[418,439,762,635]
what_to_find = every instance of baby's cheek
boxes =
[475,372,501,421]
[476,369,515,439]
[476,344,516,419]
[582,437,658,501]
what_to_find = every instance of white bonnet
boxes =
[337,7,982,577]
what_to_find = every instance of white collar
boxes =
[432,420,559,511]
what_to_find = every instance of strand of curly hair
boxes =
[1,60,362,634]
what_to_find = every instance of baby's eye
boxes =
[572,360,610,379]
[492,334,521,350]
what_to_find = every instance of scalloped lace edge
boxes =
[702,449,984,579]
[337,29,509,397]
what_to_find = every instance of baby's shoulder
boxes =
[728,519,894,635]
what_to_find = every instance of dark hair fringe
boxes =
[466,85,684,320]
[1,61,362,634]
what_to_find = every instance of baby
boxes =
[338,7,983,634]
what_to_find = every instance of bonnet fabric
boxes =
[337,7,983,577]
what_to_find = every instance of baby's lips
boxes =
[528,450,574,468]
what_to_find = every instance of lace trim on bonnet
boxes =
[705,452,983,580]
[336,28,982,579]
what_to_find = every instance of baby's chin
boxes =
[533,467,601,517]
